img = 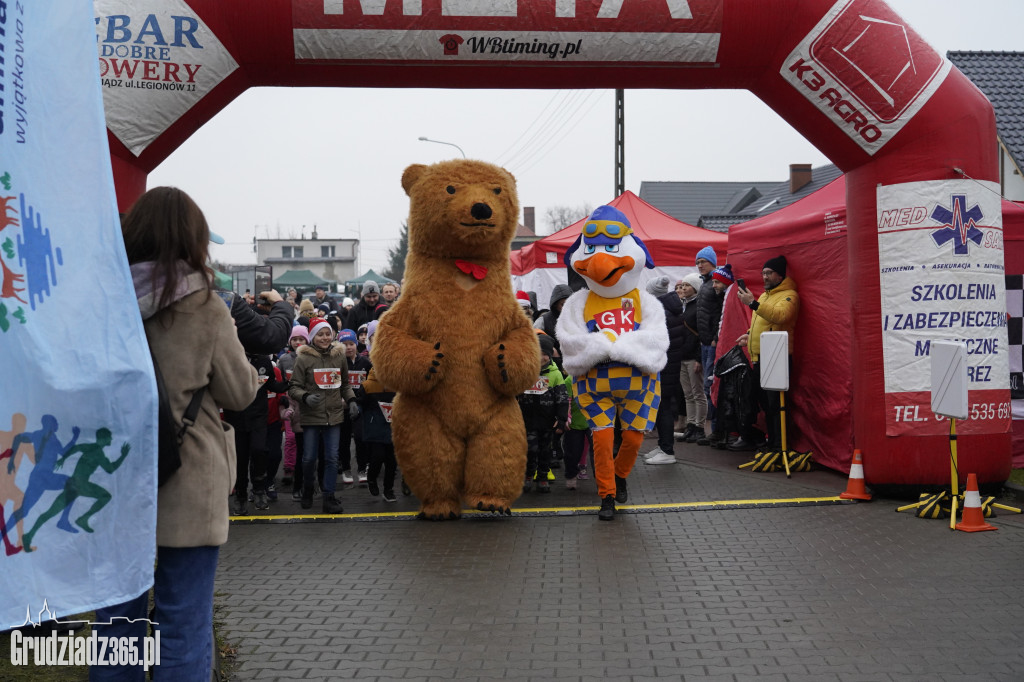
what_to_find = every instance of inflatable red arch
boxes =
[100,0,1009,486]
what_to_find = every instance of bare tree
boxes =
[544,204,592,233]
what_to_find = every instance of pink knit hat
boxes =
[289,325,309,343]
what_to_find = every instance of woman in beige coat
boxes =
[91,187,258,682]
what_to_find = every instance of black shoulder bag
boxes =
[150,347,206,487]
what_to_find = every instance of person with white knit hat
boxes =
[674,273,707,447]
[287,317,356,513]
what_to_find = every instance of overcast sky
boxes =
[145,1,1024,275]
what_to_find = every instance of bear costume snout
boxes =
[470,202,493,222]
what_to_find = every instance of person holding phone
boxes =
[733,255,800,453]
[230,287,293,354]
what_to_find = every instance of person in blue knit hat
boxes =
[695,246,717,268]
[694,245,722,445]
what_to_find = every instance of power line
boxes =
[512,91,606,176]
[511,90,598,171]
[494,90,567,164]
[498,90,587,168]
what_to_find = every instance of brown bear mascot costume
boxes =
[371,160,539,520]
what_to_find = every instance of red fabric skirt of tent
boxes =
[714,233,853,474]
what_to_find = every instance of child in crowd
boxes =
[287,318,354,514]
[281,393,303,498]
[297,299,315,326]
[562,376,594,490]
[356,324,369,354]
[224,353,288,514]
[278,326,307,485]
[517,333,568,493]
[264,362,286,501]
[355,321,398,502]
[337,329,371,484]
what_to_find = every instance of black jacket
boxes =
[345,298,380,331]
[312,294,337,314]
[356,366,395,444]
[223,353,289,432]
[679,297,701,362]
[657,291,686,373]
[231,294,295,355]
[715,345,757,432]
[695,275,724,346]
[517,361,569,432]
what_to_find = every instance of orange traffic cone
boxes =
[955,473,997,532]
[839,449,872,501]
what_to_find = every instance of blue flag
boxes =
[0,2,156,628]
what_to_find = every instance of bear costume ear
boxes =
[402,164,428,196]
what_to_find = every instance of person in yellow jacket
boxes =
[733,255,799,452]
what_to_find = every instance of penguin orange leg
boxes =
[592,428,617,499]
[614,430,644,481]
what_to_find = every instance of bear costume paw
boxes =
[416,509,462,522]
[422,342,445,382]
[484,334,539,397]
[474,500,514,516]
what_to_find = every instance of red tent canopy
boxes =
[717,176,852,474]
[723,181,1024,473]
[511,191,728,275]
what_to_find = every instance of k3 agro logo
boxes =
[930,194,997,256]
[0,171,63,332]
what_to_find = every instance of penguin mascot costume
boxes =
[555,205,669,520]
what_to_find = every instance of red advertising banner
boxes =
[293,0,723,64]
[884,390,1011,436]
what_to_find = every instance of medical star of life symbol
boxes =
[930,194,984,255]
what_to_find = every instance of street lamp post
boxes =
[418,136,466,158]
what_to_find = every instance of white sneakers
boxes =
[644,448,677,465]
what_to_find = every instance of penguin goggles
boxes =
[583,220,632,240]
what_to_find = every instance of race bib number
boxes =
[593,307,635,337]
[348,370,366,389]
[379,401,394,423]
[313,368,342,389]
[524,376,550,395]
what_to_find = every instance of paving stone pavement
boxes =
[216,438,1024,681]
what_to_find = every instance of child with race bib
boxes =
[287,318,355,514]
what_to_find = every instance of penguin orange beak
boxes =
[573,252,636,287]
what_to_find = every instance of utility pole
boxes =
[615,89,625,197]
